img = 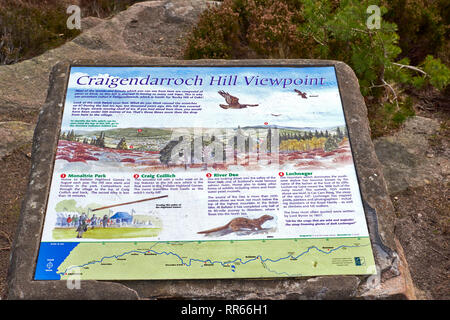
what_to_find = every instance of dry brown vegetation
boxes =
[0,0,80,64]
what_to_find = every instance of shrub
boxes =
[186,0,450,93]
[245,0,307,58]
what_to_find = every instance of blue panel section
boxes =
[34,242,79,280]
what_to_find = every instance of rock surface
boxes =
[0,0,209,121]
[0,0,426,300]
[6,58,414,300]
[374,116,449,194]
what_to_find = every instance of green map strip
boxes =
[57,237,376,280]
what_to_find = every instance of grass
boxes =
[53,227,162,240]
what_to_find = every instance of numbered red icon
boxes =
[278,172,284,176]
[129,145,134,149]
[133,174,140,179]
[60,173,66,178]
[264,122,268,125]
[137,129,142,133]
[206,173,212,178]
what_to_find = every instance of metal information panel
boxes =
[35,65,376,280]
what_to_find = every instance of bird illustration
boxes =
[218,90,259,109]
[294,89,308,99]
[271,113,281,117]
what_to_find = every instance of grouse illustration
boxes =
[294,89,308,99]
[218,90,259,109]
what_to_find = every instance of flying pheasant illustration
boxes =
[294,89,308,99]
[218,90,259,109]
